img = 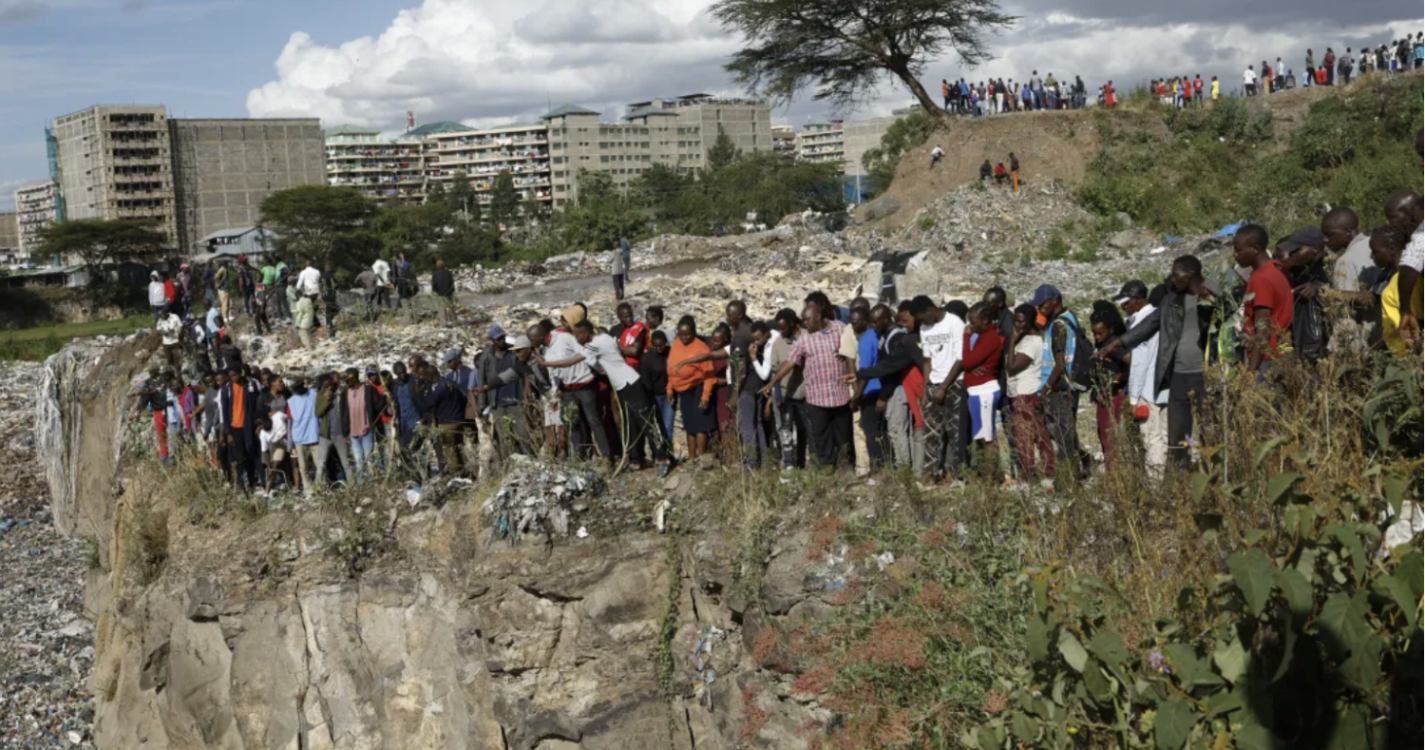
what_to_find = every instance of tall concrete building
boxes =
[627,94,774,156]
[841,116,897,177]
[169,117,325,252]
[52,105,177,245]
[14,180,58,258]
[771,124,796,157]
[0,212,18,254]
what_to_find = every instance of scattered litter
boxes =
[654,499,672,533]
[483,454,603,546]
[576,526,589,539]
[691,625,726,710]
[873,551,896,571]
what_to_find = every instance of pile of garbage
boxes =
[482,455,603,546]
[1,361,95,748]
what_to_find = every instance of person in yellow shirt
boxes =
[1371,227,1422,355]
[1210,76,1220,102]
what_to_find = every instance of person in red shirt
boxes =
[942,303,1003,480]
[1193,75,1204,107]
[1234,224,1295,371]
[1104,81,1116,107]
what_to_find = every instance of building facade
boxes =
[325,125,428,205]
[771,124,796,157]
[795,121,846,167]
[841,116,897,177]
[0,212,18,255]
[14,180,59,259]
[52,105,177,245]
[170,117,326,253]
[424,122,552,211]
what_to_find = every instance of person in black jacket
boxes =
[431,259,456,325]
[1099,255,1221,469]
[219,364,262,493]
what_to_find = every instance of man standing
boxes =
[1324,48,1336,85]
[761,303,852,470]
[611,239,629,302]
[1031,285,1085,482]
[1009,152,1021,194]
[148,271,168,326]
[287,377,319,494]
[912,295,966,484]
[941,79,951,110]
[220,364,261,493]
[297,260,322,298]
[476,326,525,455]
[1211,76,1220,102]
[390,361,425,467]
[1114,281,1168,476]
[1338,48,1353,86]
[1234,225,1295,373]
[372,256,394,308]
[293,293,316,349]
[315,373,354,486]
[855,304,893,473]
[214,262,232,322]
[540,307,611,461]
[343,367,386,485]
[542,320,669,476]
[425,361,469,475]
[431,259,456,325]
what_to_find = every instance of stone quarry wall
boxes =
[42,337,834,750]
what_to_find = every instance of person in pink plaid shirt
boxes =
[760,302,854,469]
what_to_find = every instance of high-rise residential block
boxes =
[0,212,18,254]
[52,105,177,245]
[841,117,897,177]
[422,122,552,211]
[325,125,430,205]
[14,180,58,259]
[169,117,326,253]
[795,121,846,167]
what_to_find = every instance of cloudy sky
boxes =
[0,0,1419,209]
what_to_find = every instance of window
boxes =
[600,156,610,163]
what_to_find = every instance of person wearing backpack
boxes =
[1031,285,1090,482]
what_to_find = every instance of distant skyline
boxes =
[1,0,1419,210]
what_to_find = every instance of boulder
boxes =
[861,195,902,222]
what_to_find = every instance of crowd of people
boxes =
[936,33,1423,114]
[134,154,1424,496]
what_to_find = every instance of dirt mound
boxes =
[855,110,1107,228]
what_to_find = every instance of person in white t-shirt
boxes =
[912,295,966,484]
[297,261,322,298]
[1243,65,1258,96]
[371,257,393,308]
[259,407,289,497]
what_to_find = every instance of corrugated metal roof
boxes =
[623,106,678,120]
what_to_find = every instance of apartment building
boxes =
[48,105,325,253]
[771,124,796,157]
[170,117,326,253]
[52,105,177,245]
[13,180,58,258]
[324,125,428,205]
[795,121,846,167]
[0,212,18,254]
[423,122,552,211]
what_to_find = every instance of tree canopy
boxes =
[711,0,1016,116]
[37,219,168,279]
[258,185,377,270]
[488,171,520,229]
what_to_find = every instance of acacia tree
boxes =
[711,0,1015,118]
[37,219,168,280]
[258,185,375,266]
[489,171,520,229]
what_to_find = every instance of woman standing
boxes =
[667,316,717,464]
[1007,304,1053,483]
[1089,302,1131,470]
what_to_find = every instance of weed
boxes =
[1068,245,1099,263]
[918,215,936,232]
[125,500,169,587]
[656,535,682,696]
[1038,235,1071,261]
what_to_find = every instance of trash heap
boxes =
[482,455,603,545]
[1,361,95,748]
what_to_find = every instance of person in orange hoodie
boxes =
[667,315,717,462]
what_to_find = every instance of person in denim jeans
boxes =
[342,367,386,485]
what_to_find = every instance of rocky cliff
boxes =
[42,336,839,750]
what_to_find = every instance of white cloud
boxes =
[246,0,1423,129]
[246,0,740,128]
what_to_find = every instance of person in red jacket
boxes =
[943,303,1003,480]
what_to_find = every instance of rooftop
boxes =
[405,121,471,136]
[324,125,381,137]
[541,104,602,119]
[623,106,679,120]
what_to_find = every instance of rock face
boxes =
[42,338,835,750]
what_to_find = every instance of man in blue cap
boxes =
[1030,284,1087,482]
[476,325,524,453]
